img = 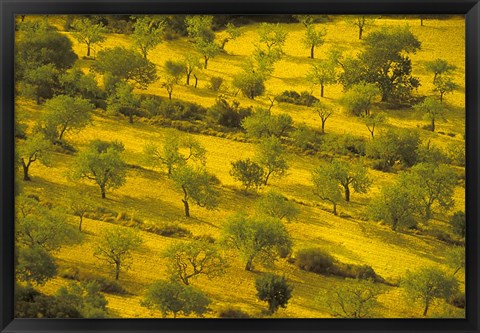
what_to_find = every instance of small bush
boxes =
[160,100,207,121]
[295,248,335,274]
[147,222,192,238]
[59,266,80,280]
[207,97,252,128]
[78,272,127,295]
[218,306,251,318]
[192,234,216,243]
[332,263,377,280]
[209,76,224,92]
[277,90,319,106]
[447,292,465,309]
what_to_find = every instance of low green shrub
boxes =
[295,248,335,274]
[218,306,251,318]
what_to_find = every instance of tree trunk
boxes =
[186,73,191,85]
[425,205,432,221]
[359,27,363,40]
[431,118,435,132]
[204,56,208,69]
[321,119,326,133]
[310,45,315,59]
[129,112,133,124]
[423,302,429,316]
[332,203,337,216]
[245,257,254,271]
[87,44,91,57]
[182,199,190,217]
[264,171,272,186]
[79,216,83,231]
[344,185,350,202]
[320,84,324,98]
[421,19,424,26]
[22,163,31,181]
[115,263,120,280]
[21,15,25,22]
[392,218,398,231]
[194,75,198,88]
[168,91,172,100]
[440,93,444,103]
[100,185,106,199]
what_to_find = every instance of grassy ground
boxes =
[18,15,465,318]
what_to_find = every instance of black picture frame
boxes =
[1,1,479,332]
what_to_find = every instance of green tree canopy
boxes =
[222,213,292,271]
[41,95,93,142]
[94,226,143,280]
[71,140,127,199]
[17,133,52,181]
[71,17,107,57]
[93,47,157,89]
[230,159,265,192]
[185,15,221,69]
[106,82,141,123]
[241,108,293,139]
[256,136,288,186]
[414,96,445,132]
[401,267,458,316]
[256,191,299,222]
[131,16,165,59]
[141,280,211,318]
[307,59,337,98]
[171,165,219,217]
[341,82,380,116]
[255,273,293,314]
[312,165,343,215]
[16,246,57,286]
[162,241,227,285]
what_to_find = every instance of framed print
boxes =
[1,0,479,332]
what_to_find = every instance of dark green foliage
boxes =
[218,306,251,318]
[141,280,211,318]
[341,83,380,116]
[107,82,141,123]
[366,129,420,171]
[255,273,293,314]
[242,108,293,139]
[159,100,207,121]
[230,159,265,192]
[207,97,252,128]
[291,124,319,151]
[209,76,224,92]
[15,287,81,318]
[339,27,421,104]
[93,46,157,89]
[149,222,192,238]
[59,69,104,102]
[58,268,126,295]
[56,281,108,318]
[233,71,266,99]
[295,248,335,274]
[447,292,465,309]
[16,246,57,285]
[16,21,77,79]
[450,211,465,238]
[277,90,319,106]
[257,136,288,185]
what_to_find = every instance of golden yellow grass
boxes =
[18,15,465,319]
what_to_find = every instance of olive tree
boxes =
[222,213,292,271]
[143,130,206,175]
[131,16,165,59]
[17,133,51,181]
[220,22,242,51]
[445,246,465,276]
[185,15,221,69]
[171,165,219,218]
[433,76,458,103]
[16,246,57,286]
[258,23,288,59]
[41,95,93,142]
[403,163,456,221]
[368,180,418,231]
[307,59,337,98]
[425,58,456,84]
[94,226,143,280]
[450,211,465,238]
[362,112,386,139]
[107,82,141,124]
[302,24,326,59]
[70,140,127,199]
[341,83,380,116]
[71,18,106,57]
[68,192,95,231]
[162,241,227,285]
[325,278,384,318]
[312,166,342,215]
[256,191,299,222]
[312,100,334,133]
[230,159,264,192]
[414,97,445,132]
[256,136,288,186]
[241,109,293,139]
[141,280,210,318]
[255,273,293,314]
[401,267,458,316]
